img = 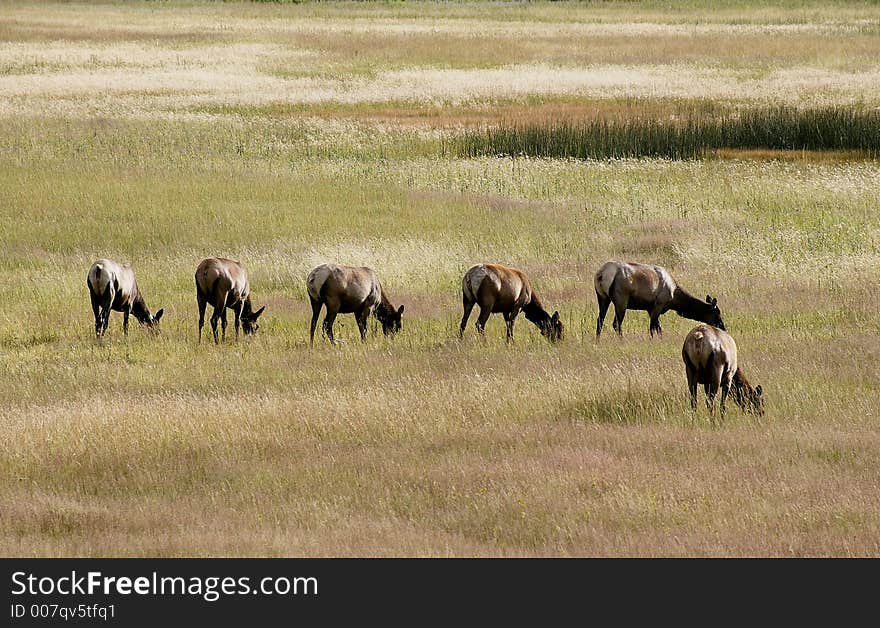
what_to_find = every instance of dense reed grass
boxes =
[457,106,880,160]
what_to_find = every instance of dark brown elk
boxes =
[460,263,563,342]
[195,257,265,344]
[87,259,163,337]
[595,260,724,339]
[682,324,764,420]
[306,263,403,345]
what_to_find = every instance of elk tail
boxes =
[90,263,110,296]
[594,266,615,300]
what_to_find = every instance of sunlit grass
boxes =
[0,0,878,557]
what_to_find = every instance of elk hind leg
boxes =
[475,305,492,338]
[210,291,228,344]
[596,292,611,339]
[197,293,207,344]
[99,288,114,337]
[90,292,102,337]
[356,308,369,342]
[459,298,475,339]
[322,307,339,345]
[309,297,322,346]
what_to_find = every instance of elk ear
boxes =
[252,305,266,320]
[756,385,763,396]
[551,311,560,322]
[397,305,404,316]
[154,309,164,322]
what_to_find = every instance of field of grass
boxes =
[1,1,878,557]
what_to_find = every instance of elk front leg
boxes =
[233,301,242,339]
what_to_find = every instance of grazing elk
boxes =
[306,263,403,345]
[195,257,265,344]
[682,324,764,420]
[87,259,163,338]
[595,260,725,339]
[460,263,563,343]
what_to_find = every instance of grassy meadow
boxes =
[1,1,879,557]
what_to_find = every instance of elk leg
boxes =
[356,308,369,342]
[100,288,114,337]
[210,306,220,344]
[475,306,491,337]
[197,294,207,344]
[709,362,725,423]
[505,309,520,343]
[123,308,130,336]
[210,291,228,344]
[233,301,242,339]
[685,366,699,416]
[612,305,626,336]
[322,309,338,345]
[459,298,475,339]
[719,367,731,420]
[705,382,716,421]
[309,297,322,346]
[90,293,102,337]
[596,292,611,339]
[649,311,663,338]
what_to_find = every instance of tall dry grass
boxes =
[0,1,878,557]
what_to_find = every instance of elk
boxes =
[87,259,163,337]
[306,263,403,345]
[460,263,563,342]
[682,324,764,420]
[595,260,724,339]
[195,257,265,344]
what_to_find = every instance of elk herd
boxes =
[87,257,764,422]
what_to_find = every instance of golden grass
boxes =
[1,1,879,556]
[3,1,880,120]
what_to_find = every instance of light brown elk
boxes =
[195,257,265,344]
[87,259,163,337]
[460,263,563,342]
[682,324,764,420]
[306,263,403,345]
[595,260,725,338]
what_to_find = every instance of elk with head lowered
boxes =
[460,263,563,343]
[306,263,404,345]
[195,257,265,344]
[682,324,764,420]
[87,259,163,337]
[594,260,724,339]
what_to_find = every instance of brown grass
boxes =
[1,1,879,557]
